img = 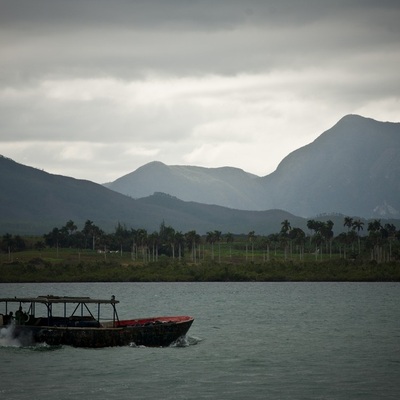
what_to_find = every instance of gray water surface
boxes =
[1,282,399,399]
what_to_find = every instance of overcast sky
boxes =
[1,0,399,183]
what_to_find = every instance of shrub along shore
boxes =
[1,251,399,283]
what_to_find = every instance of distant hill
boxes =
[0,156,307,235]
[104,162,266,210]
[134,192,308,235]
[0,155,146,233]
[105,115,400,218]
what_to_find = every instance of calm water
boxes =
[0,282,399,400]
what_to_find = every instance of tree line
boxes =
[1,217,400,263]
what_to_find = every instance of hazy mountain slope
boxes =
[104,161,266,210]
[2,115,399,235]
[261,115,400,217]
[0,156,304,235]
[135,192,306,235]
[105,114,400,218]
[0,155,147,233]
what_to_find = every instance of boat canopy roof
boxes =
[0,295,119,305]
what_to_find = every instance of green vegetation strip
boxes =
[1,217,399,282]
[1,257,399,283]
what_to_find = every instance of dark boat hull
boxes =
[11,317,194,348]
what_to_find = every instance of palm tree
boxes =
[185,230,198,263]
[82,220,94,248]
[383,223,396,261]
[352,219,364,254]
[367,219,382,262]
[195,233,202,261]
[289,228,306,260]
[159,223,176,258]
[368,219,382,232]
[135,228,148,262]
[321,220,334,258]
[260,236,271,262]
[335,232,348,259]
[43,227,60,254]
[167,228,176,259]
[280,221,292,259]
[206,231,216,260]
[247,231,256,262]
[312,232,323,261]
[267,233,280,256]
[344,216,353,232]
[175,231,185,260]
[148,231,159,261]
[225,232,234,258]
[307,220,326,259]
[65,220,78,235]
[82,220,103,251]
[279,232,290,260]
[130,229,138,260]
[214,230,222,262]
[307,219,318,252]
[307,219,318,233]
[281,219,291,234]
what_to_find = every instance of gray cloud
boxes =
[2,0,399,81]
[0,0,399,182]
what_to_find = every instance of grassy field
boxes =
[1,245,399,282]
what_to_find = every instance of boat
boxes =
[0,295,194,348]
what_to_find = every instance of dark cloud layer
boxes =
[2,0,400,81]
[0,1,399,182]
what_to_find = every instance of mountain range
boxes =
[0,155,307,235]
[105,115,400,218]
[1,114,399,235]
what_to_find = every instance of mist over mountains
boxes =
[1,114,399,235]
[105,115,400,218]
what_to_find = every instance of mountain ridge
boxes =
[1,114,399,235]
[261,114,400,216]
[104,114,400,218]
[104,160,266,210]
[0,155,308,235]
